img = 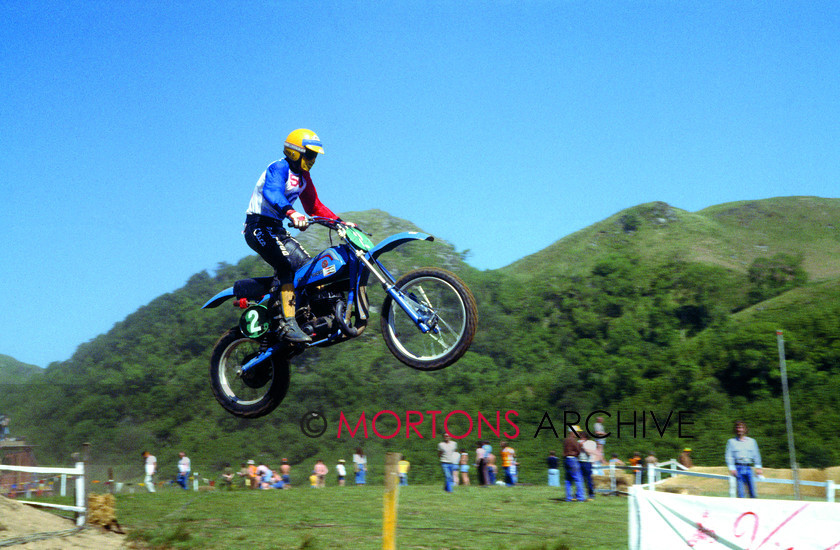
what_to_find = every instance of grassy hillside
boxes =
[502,197,840,281]
[0,354,42,386]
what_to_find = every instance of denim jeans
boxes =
[735,464,757,498]
[441,463,458,492]
[564,457,585,501]
[177,472,189,490]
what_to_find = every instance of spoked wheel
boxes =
[209,328,291,418]
[380,268,478,370]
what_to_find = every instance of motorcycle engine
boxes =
[300,288,345,338]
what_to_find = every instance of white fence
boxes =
[0,463,87,526]
[604,460,836,502]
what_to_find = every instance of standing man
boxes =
[725,420,763,498]
[437,433,459,492]
[177,452,191,490]
[142,451,157,493]
[563,426,586,502]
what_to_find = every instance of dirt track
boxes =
[0,495,126,549]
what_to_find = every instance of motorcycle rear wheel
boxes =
[209,328,290,418]
[380,267,478,371]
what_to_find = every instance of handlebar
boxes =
[286,216,372,236]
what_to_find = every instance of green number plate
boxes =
[239,305,270,338]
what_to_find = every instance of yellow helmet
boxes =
[284,128,324,172]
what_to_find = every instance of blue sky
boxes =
[2,1,838,368]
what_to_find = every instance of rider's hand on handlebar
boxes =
[287,210,309,230]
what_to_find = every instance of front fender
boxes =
[358,232,434,290]
[365,231,434,262]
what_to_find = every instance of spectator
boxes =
[563,426,585,502]
[593,416,607,453]
[475,441,487,486]
[398,456,410,486]
[725,420,763,498]
[547,451,561,487]
[501,440,517,486]
[459,451,471,486]
[220,463,235,490]
[0,414,9,441]
[437,433,459,492]
[353,447,367,485]
[644,451,658,466]
[579,431,596,500]
[256,462,273,489]
[177,452,191,490]
[486,450,497,485]
[628,452,643,484]
[142,451,156,493]
[314,459,328,488]
[236,462,250,488]
[244,460,258,489]
[280,458,291,488]
[269,470,285,489]
[336,459,347,486]
[679,448,694,469]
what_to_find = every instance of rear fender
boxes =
[202,277,274,309]
[202,288,235,309]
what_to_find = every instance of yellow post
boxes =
[382,452,401,550]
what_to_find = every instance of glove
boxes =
[287,210,308,230]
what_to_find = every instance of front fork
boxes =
[353,249,438,334]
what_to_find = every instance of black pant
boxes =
[243,221,311,283]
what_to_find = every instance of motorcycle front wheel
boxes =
[209,328,291,418]
[380,267,478,371]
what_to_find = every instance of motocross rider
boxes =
[244,128,340,343]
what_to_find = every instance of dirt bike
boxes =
[202,217,478,418]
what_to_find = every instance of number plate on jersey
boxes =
[239,305,270,338]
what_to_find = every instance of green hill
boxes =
[502,197,840,281]
[1,198,838,484]
[0,354,43,385]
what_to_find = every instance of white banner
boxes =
[629,487,840,550]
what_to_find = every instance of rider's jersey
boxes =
[246,158,338,222]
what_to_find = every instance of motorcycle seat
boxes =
[233,277,274,300]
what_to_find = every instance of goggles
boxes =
[300,148,318,171]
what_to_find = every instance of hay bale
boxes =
[656,466,839,498]
[88,493,120,531]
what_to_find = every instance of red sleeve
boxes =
[299,173,339,219]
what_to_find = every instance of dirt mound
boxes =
[657,466,839,498]
[0,495,126,549]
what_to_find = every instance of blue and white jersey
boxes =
[246,158,337,221]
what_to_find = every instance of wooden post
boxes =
[382,452,401,550]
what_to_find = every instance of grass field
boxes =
[113,485,629,550]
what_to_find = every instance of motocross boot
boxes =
[271,282,312,344]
